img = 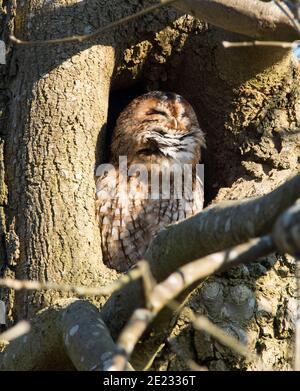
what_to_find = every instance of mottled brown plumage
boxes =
[96,91,205,272]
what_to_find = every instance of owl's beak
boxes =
[170,117,178,129]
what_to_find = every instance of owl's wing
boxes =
[96,167,144,272]
[193,170,204,212]
[95,164,117,201]
[95,166,115,234]
[96,165,204,272]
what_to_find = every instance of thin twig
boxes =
[0,268,142,297]
[107,308,154,371]
[9,0,177,46]
[150,236,275,312]
[163,300,256,361]
[223,0,300,51]
[0,236,274,300]
[0,321,30,342]
[136,260,157,310]
[113,237,274,370]
[167,299,256,360]
[223,40,295,49]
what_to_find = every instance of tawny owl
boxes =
[96,91,205,272]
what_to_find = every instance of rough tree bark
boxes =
[1,0,121,322]
[0,0,299,371]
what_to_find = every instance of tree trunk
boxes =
[0,0,299,370]
[2,0,117,320]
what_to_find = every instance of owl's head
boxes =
[111,91,205,165]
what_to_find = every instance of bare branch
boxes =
[149,236,274,313]
[146,173,300,283]
[110,308,154,371]
[9,0,177,46]
[0,236,274,370]
[0,268,141,297]
[174,0,298,40]
[0,299,129,371]
[1,193,299,370]
[0,321,30,343]
[223,40,295,48]
[60,300,133,371]
[272,203,300,256]
[102,173,300,367]
[112,237,274,370]
[9,0,299,47]
[137,260,157,309]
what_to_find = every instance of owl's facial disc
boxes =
[112,91,205,164]
[134,95,204,163]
